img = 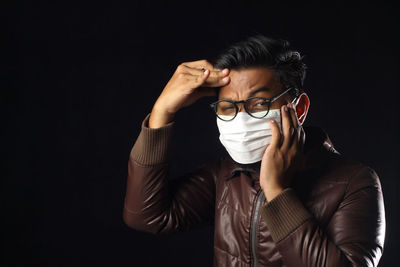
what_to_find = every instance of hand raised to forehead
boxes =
[180,60,230,88]
[149,59,230,128]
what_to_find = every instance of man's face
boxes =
[218,67,291,112]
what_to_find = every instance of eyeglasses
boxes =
[210,87,294,121]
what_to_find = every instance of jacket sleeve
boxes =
[260,165,386,267]
[122,113,217,235]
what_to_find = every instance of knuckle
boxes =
[176,64,185,72]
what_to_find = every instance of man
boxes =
[123,35,386,266]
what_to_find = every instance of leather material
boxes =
[123,125,385,267]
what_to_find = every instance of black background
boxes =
[3,1,399,266]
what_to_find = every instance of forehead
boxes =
[218,67,282,99]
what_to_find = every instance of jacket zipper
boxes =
[251,188,265,267]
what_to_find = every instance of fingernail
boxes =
[222,68,229,74]
[222,77,229,82]
[270,119,275,123]
[284,106,288,112]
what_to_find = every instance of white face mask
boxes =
[216,109,282,164]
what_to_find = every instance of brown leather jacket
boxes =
[123,114,386,267]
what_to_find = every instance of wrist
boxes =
[149,104,175,129]
[263,186,284,202]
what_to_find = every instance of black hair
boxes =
[210,34,307,98]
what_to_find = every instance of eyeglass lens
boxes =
[216,98,270,120]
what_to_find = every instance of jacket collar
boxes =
[223,126,339,180]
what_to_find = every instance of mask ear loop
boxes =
[290,94,306,123]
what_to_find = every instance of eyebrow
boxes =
[248,86,271,97]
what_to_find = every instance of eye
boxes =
[248,98,269,112]
[217,101,236,113]
[252,100,268,108]
[255,101,268,106]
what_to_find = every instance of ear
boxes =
[292,92,310,125]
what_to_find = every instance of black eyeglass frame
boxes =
[210,86,294,121]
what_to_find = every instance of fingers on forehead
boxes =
[182,65,225,79]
